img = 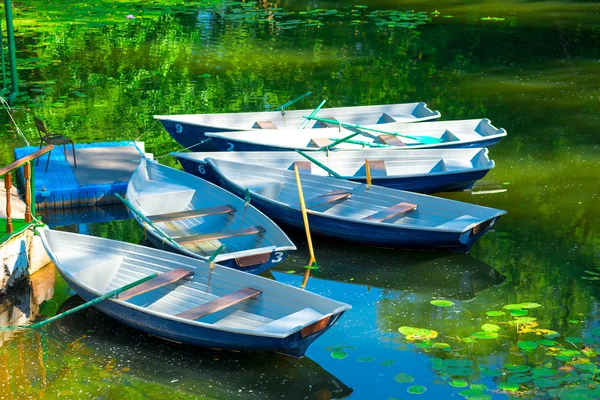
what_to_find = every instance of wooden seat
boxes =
[366,159,387,177]
[173,226,266,245]
[148,205,235,223]
[313,117,339,128]
[176,287,261,320]
[307,138,332,148]
[34,117,77,172]
[118,268,194,301]
[362,202,417,222]
[292,161,312,174]
[253,121,278,129]
[305,189,351,209]
[376,134,405,147]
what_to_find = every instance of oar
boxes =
[301,99,327,129]
[318,130,362,152]
[294,165,319,290]
[24,273,159,329]
[207,244,225,287]
[328,138,390,148]
[296,149,345,180]
[116,194,185,251]
[275,91,312,112]
[303,115,443,144]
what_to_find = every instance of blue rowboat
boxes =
[206,159,506,253]
[204,118,506,152]
[172,148,494,194]
[37,228,350,358]
[154,102,440,151]
[126,158,296,274]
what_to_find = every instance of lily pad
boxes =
[517,341,538,351]
[430,299,455,307]
[471,331,498,340]
[537,339,559,346]
[432,343,451,351]
[533,378,559,388]
[398,327,438,341]
[449,380,468,387]
[545,330,561,339]
[331,350,348,359]
[458,389,483,397]
[513,317,537,324]
[407,385,427,395]
[506,365,531,373]
[566,337,583,345]
[531,368,556,377]
[510,309,528,317]
[503,302,541,310]
[381,360,395,367]
[481,324,500,332]
[485,311,504,317]
[357,356,375,362]
[445,367,473,376]
[497,382,520,392]
[394,373,415,383]
[507,373,531,384]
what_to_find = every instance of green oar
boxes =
[318,130,362,152]
[296,149,345,179]
[301,99,327,129]
[24,273,159,330]
[303,115,443,144]
[328,138,390,148]
[275,91,312,111]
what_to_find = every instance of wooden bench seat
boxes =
[313,117,339,128]
[148,205,235,223]
[305,189,351,209]
[363,202,417,222]
[253,121,278,129]
[176,287,261,320]
[119,268,194,301]
[292,161,312,174]
[173,226,266,245]
[307,138,332,148]
[366,159,387,177]
[376,134,405,147]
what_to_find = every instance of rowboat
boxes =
[125,158,296,274]
[172,148,494,194]
[204,118,506,152]
[37,228,350,358]
[206,159,506,253]
[155,102,440,151]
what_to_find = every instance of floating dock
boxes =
[14,141,146,210]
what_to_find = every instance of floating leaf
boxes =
[559,349,581,357]
[407,385,427,395]
[381,360,395,367]
[480,368,502,377]
[398,327,438,341]
[497,382,520,392]
[445,367,473,376]
[399,326,418,335]
[470,383,487,391]
[537,339,559,346]
[510,309,528,317]
[591,328,600,337]
[470,331,498,340]
[517,341,538,351]
[331,350,348,359]
[506,365,531,373]
[357,356,375,362]
[458,389,483,397]
[513,317,537,324]
[430,299,455,307]
[507,373,531,384]
[568,320,580,324]
[481,324,500,332]
[485,311,504,317]
[394,373,414,383]
[503,303,541,310]
[533,378,558,388]
[566,337,583,345]
[545,330,561,339]
[531,368,556,377]
[449,380,468,387]
[432,343,451,351]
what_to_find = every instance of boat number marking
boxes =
[226,142,235,151]
[198,165,206,174]
[175,124,183,133]
[272,252,283,263]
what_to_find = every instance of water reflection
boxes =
[46,297,352,399]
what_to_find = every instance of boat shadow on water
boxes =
[47,296,353,399]
[281,232,506,301]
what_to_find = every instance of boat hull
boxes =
[159,119,223,151]
[138,217,291,275]
[212,174,499,253]
[60,272,344,358]
[177,157,491,194]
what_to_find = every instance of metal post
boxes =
[4,173,12,233]
[0,16,6,90]
[4,0,18,104]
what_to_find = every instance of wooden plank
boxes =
[313,117,339,128]
[305,189,351,209]
[175,287,261,320]
[148,205,235,223]
[253,121,278,129]
[363,202,417,222]
[376,134,405,147]
[293,161,312,174]
[118,268,194,301]
[0,145,54,177]
[173,226,265,245]
[367,160,387,177]
[307,138,331,148]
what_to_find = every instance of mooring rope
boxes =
[0,96,30,146]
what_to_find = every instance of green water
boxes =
[1,0,600,398]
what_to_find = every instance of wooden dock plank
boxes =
[148,205,235,223]
[173,226,266,245]
[118,268,194,301]
[175,288,261,320]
